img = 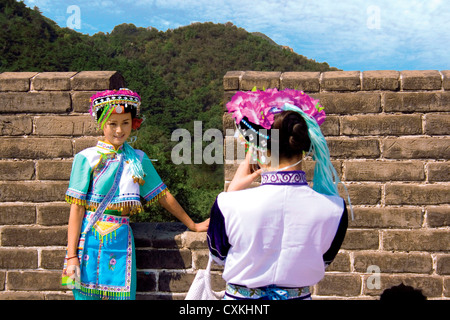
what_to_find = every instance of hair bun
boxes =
[271,111,311,159]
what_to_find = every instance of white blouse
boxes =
[207,170,347,289]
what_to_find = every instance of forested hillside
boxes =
[0,0,338,222]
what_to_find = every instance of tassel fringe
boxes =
[78,286,131,300]
[65,189,169,215]
[65,195,87,206]
[92,227,118,244]
[144,188,169,207]
[65,195,143,215]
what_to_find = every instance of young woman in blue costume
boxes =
[62,89,209,300]
[207,88,352,300]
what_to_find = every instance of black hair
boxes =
[96,104,137,122]
[239,111,311,160]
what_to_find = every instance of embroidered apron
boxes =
[62,210,134,299]
[62,153,134,299]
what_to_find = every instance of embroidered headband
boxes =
[89,88,143,130]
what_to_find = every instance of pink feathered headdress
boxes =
[226,88,326,129]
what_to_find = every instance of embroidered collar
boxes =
[261,170,308,186]
[97,140,123,153]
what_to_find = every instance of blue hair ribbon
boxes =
[281,103,354,220]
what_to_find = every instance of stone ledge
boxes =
[441,70,450,90]
[240,71,281,90]
[223,71,244,90]
[321,71,361,91]
[32,72,78,91]
[70,71,125,91]
[280,71,321,92]
[224,70,450,93]
[362,70,400,91]
[0,71,125,92]
[131,222,187,249]
[401,70,442,91]
[0,72,38,92]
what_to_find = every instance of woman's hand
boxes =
[227,150,262,192]
[65,258,81,287]
[190,218,210,232]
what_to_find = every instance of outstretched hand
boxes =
[227,150,263,192]
[190,218,210,232]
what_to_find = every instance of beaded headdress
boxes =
[89,88,146,185]
[89,88,143,130]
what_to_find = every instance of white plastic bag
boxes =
[185,256,225,300]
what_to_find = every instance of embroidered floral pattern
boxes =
[108,254,117,271]
[82,254,89,267]
[92,152,117,182]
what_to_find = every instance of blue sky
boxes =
[23,0,449,71]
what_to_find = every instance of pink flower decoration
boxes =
[226,88,326,129]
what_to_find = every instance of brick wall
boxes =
[0,70,448,300]
[223,70,450,300]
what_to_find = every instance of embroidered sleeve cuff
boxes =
[143,182,168,204]
[65,188,88,206]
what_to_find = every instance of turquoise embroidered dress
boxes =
[62,140,168,300]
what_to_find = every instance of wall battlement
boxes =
[0,70,448,300]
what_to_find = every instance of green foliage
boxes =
[1,1,338,222]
